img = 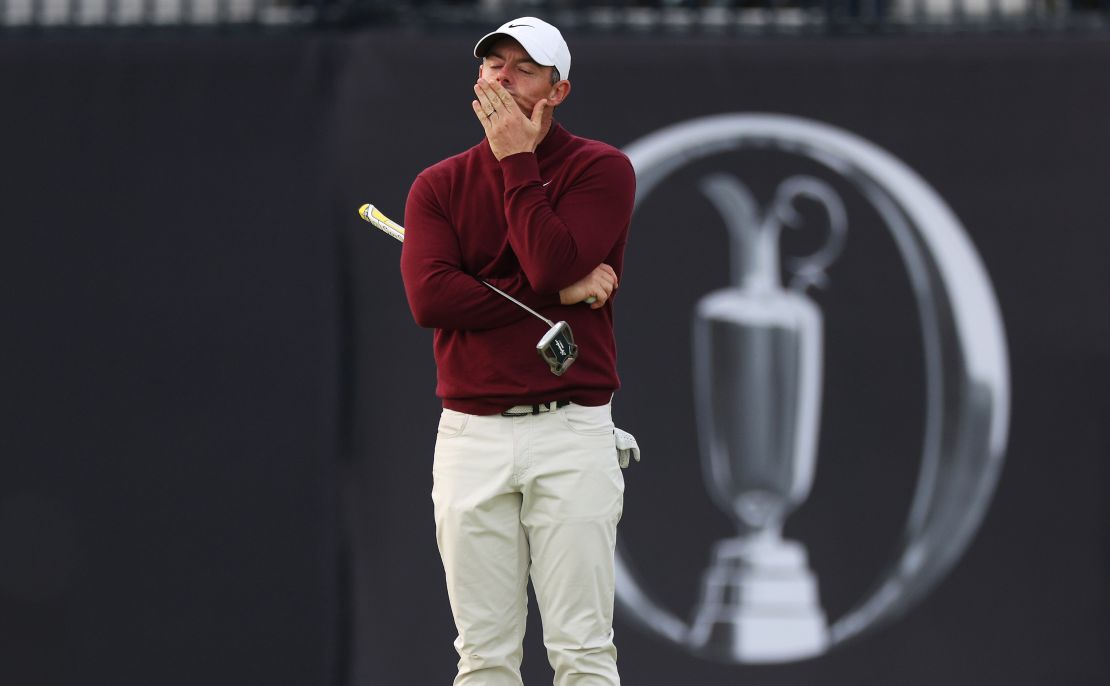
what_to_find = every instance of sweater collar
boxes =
[536,121,570,158]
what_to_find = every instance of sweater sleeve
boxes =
[400,173,560,331]
[499,150,636,294]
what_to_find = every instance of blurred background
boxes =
[2,2,1107,685]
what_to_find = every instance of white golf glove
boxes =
[614,427,640,469]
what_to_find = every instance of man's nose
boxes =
[484,70,509,87]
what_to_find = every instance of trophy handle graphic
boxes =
[616,114,1010,662]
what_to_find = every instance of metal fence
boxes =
[1,0,1107,32]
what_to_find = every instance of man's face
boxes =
[478,37,562,117]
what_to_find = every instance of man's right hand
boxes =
[560,263,618,309]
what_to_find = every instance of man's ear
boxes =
[548,80,572,107]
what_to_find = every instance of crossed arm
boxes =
[399,160,631,332]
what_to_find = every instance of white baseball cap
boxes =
[473,17,571,81]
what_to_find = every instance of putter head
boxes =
[536,321,578,376]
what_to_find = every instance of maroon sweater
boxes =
[400,122,635,415]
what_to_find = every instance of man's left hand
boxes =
[472,79,548,161]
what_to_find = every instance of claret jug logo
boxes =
[615,114,1011,664]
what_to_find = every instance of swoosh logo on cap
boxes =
[507,23,532,28]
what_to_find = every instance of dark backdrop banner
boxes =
[2,30,1107,686]
[0,35,345,686]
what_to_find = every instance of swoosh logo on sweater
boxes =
[542,180,552,187]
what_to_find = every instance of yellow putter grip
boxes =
[370,206,405,238]
[358,203,406,242]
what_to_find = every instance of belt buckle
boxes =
[501,401,563,417]
[535,401,566,414]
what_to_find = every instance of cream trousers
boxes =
[432,402,625,686]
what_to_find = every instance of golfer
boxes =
[399,16,635,686]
